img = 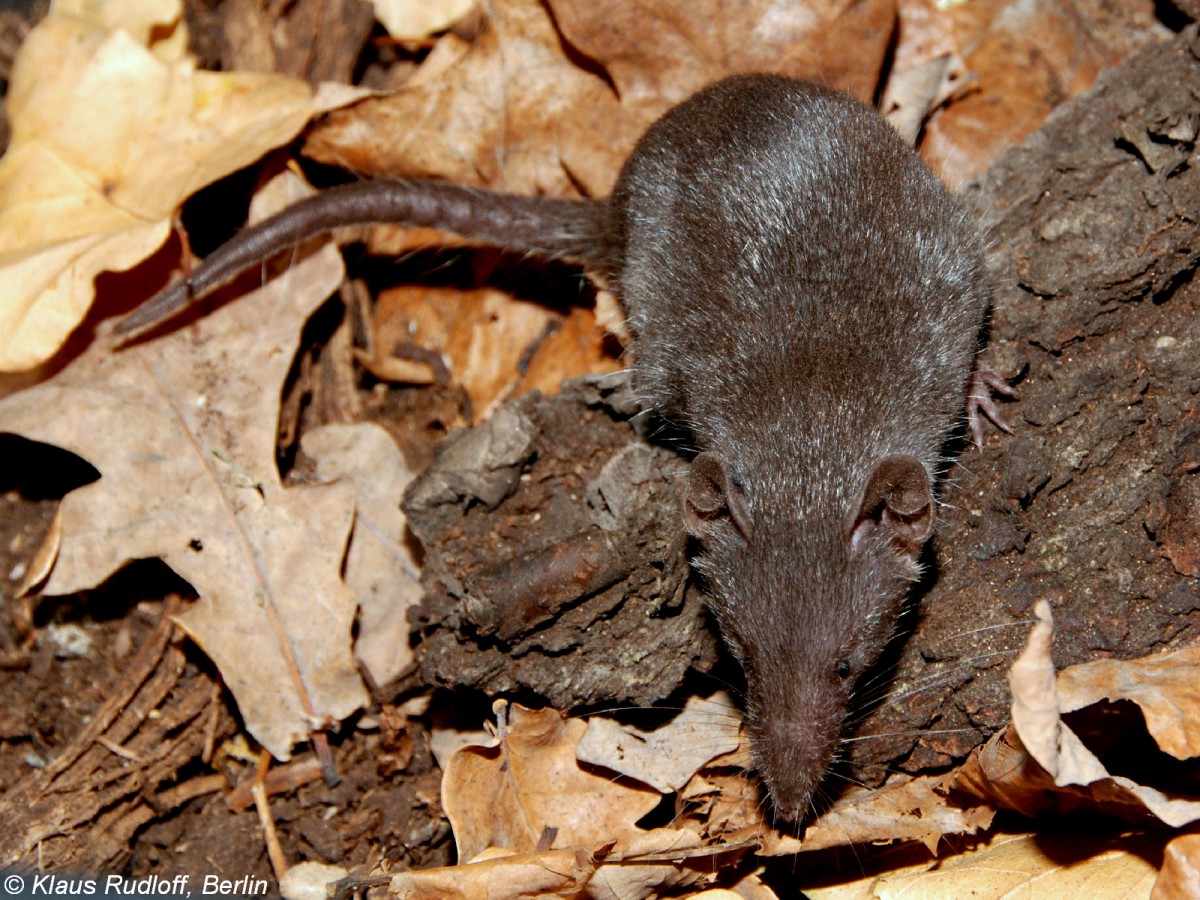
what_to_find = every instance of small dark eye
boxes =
[836,659,852,679]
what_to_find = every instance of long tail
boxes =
[115,179,615,339]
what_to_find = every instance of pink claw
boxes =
[967,366,1017,449]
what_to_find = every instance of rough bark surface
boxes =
[404,27,1200,789]
[406,374,720,708]
[852,25,1200,779]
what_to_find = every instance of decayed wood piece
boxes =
[406,374,720,709]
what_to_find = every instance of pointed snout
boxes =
[752,712,840,824]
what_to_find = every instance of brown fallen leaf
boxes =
[0,0,362,371]
[371,283,560,421]
[436,702,745,898]
[547,0,896,111]
[920,0,1167,187]
[388,847,596,899]
[1057,645,1200,763]
[713,872,781,900]
[444,702,662,861]
[510,306,624,403]
[300,422,421,688]
[787,774,995,856]
[954,601,1200,829]
[663,723,991,858]
[804,828,1162,899]
[308,0,900,203]
[1154,833,1200,900]
[577,693,742,794]
[305,0,630,197]
[0,172,368,759]
[684,768,995,858]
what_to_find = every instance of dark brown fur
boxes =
[117,74,990,823]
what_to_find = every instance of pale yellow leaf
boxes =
[372,0,475,40]
[1057,645,1200,762]
[279,862,349,900]
[1008,599,1067,778]
[806,829,1161,900]
[955,602,1200,828]
[0,0,357,370]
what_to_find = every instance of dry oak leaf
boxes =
[671,740,992,857]
[372,283,560,422]
[310,0,903,211]
[919,0,1168,187]
[786,773,994,856]
[371,283,621,422]
[305,0,630,198]
[443,702,663,863]
[437,703,749,899]
[954,601,1200,829]
[300,422,421,688]
[1056,642,1200,763]
[0,173,368,759]
[388,834,721,900]
[577,692,742,794]
[804,828,1161,899]
[691,769,995,859]
[546,0,897,113]
[0,0,360,371]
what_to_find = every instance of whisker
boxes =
[941,620,1031,640]
[839,727,979,744]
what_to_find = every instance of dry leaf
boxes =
[713,773,996,857]
[0,173,368,759]
[805,828,1162,899]
[443,703,661,861]
[1154,833,1200,900]
[1057,645,1200,762]
[372,284,558,421]
[312,0,901,200]
[715,873,781,900]
[434,703,738,898]
[547,0,896,110]
[388,848,596,899]
[300,423,421,687]
[920,0,1167,187]
[372,0,475,40]
[595,829,715,899]
[511,307,623,401]
[577,693,742,793]
[672,743,991,857]
[305,0,629,197]
[0,0,361,371]
[429,721,495,772]
[279,861,350,900]
[955,601,1200,829]
[368,278,620,415]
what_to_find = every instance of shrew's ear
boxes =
[685,452,752,543]
[847,455,933,560]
